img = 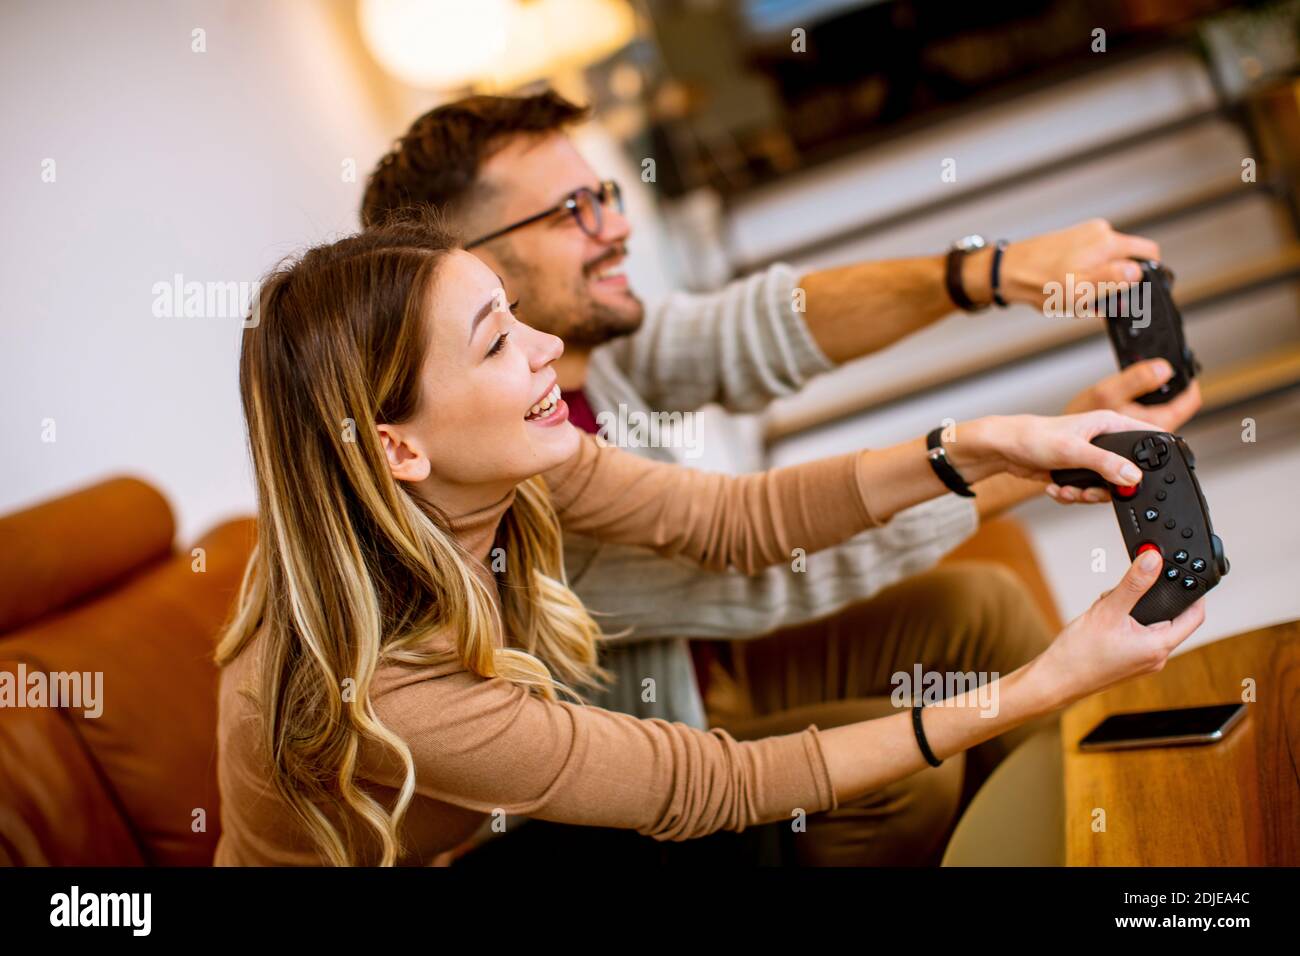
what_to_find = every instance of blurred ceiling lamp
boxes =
[357,0,511,90]
[358,0,636,92]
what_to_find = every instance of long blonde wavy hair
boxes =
[215,214,607,866]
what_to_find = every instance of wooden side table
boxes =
[1062,620,1300,865]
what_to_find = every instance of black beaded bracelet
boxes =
[912,703,943,767]
[925,427,975,498]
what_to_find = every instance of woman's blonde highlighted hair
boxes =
[216,211,606,866]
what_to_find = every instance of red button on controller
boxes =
[1115,484,1139,499]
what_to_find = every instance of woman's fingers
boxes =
[1039,411,1153,485]
[1045,483,1110,504]
[1084,408,1163,436]
[1130,598,1205,676]
[1088,446,1144,487]
[1045,482,1077,503]
[1152,597,1206,653]
[1099,549,1164,617]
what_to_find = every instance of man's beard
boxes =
[517,256,639,348]
[560,288,645,347]
[559,243,644,346]
[511,246,645,348]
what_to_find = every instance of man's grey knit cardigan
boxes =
[566,263,979,728]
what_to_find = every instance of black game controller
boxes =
[1099,260,1200,405]
[1051,431,1227,624]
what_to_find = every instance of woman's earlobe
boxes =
[377,425,431,482]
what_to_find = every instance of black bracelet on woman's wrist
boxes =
[925,427,975,498]
[912,703,943,767]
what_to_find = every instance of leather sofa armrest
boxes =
[0,659,145,866]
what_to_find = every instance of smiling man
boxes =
[360,91,1200,866]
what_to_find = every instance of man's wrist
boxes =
[959,247,994,308]
[994,242,1042,306]
[952,239,1045,309]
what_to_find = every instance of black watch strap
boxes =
[926,427,976,498]
[944,246,984,312]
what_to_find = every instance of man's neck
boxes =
[554,347,591,391]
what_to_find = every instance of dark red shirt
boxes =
[561,388,600,435]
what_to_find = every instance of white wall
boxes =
[0,1,696,544]
[0,0,403,543]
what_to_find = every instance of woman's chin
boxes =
[527,419,582,470]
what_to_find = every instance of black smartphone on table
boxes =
[1078,702,1246,751]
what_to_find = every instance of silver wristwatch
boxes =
[945,234,989,312]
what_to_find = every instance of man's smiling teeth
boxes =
[593,264,623,280]
[526,384,561,420]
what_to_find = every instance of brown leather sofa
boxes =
[0,476,1059,866]
[0,477,253,865]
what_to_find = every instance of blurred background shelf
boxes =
[1199,340,1300,410]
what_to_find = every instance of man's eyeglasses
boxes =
[465,180,623,249]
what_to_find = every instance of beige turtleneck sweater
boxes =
[214,432,884,865]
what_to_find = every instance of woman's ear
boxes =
[376,424,431,482]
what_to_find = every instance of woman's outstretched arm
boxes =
[821,553,1203,800]
[362,552,1201,836]
[542,411,1152,575]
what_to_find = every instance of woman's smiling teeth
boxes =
[525,384,561,421]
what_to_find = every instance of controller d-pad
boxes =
[1133,436,1170,470]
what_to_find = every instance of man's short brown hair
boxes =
[361,90,590,229]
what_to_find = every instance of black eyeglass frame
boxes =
[465,180,623,249]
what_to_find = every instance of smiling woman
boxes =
[215,210,607,865]
[373,246,580,509]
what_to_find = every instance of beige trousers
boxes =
[703,560,1060,866]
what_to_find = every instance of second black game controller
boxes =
[1098,259,1200,406]
[1051,430,1227,624]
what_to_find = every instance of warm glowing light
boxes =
[357,0,511,90]
[358,0,636,91]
